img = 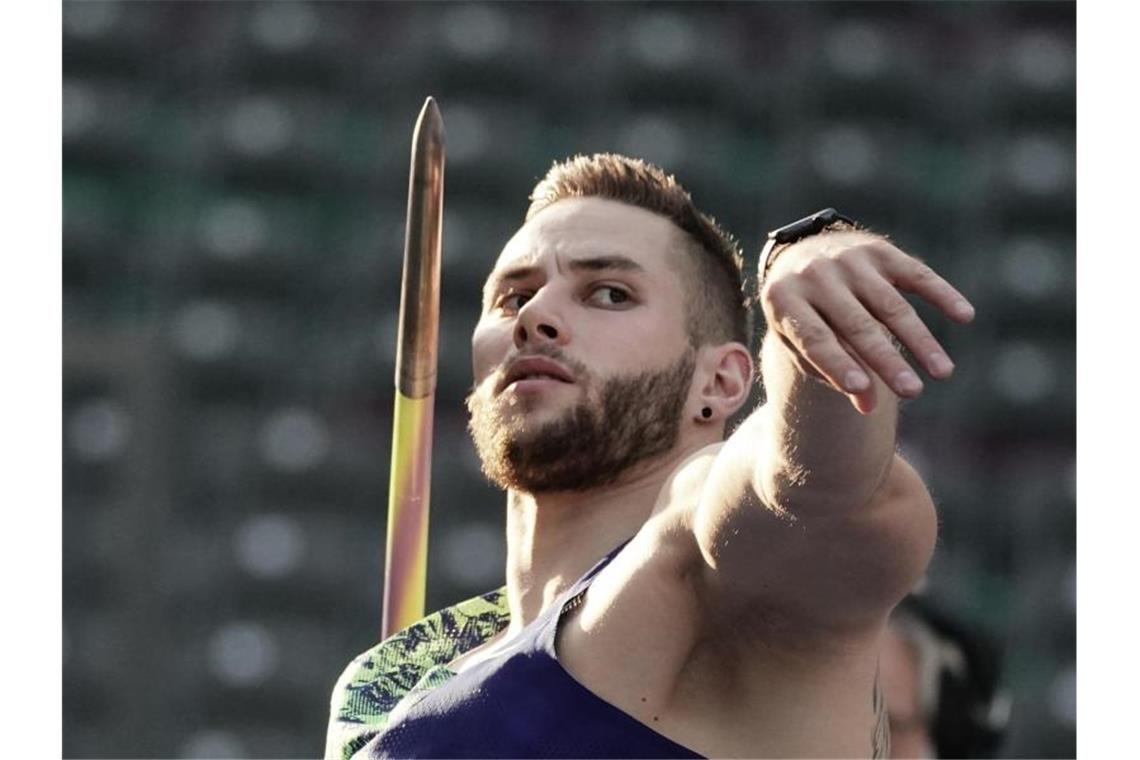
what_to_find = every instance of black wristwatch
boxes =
[758,208,857,283]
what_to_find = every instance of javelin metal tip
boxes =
[399,95,445,398]
[420,96,441,122]
[415,97,444,147]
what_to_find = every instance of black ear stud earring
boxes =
[701,407,712,419]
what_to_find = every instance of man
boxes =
[326,154,974,759]
[882,597,1008,758]
[882,611,937,759]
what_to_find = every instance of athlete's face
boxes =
[466,197,696,493]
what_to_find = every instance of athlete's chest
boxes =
[550,522,736,755]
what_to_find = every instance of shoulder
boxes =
[324,587,509,760]
[652,441,936,642]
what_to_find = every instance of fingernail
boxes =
[845,370,871,392]
[929,353,954,376]
[955,300,975,320]
[894,370,923,395]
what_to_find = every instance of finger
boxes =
[851,264,956,380]
[778,333,878,414]
[813,283,925,398]
[837,337,879,415]
[774,304,874,396]
[884,253,976,324]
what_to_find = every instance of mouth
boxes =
[496,356,575,395]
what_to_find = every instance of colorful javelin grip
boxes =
[383,98,445,639]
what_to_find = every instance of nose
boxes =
[513,291,568,350]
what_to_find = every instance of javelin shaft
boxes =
[383,97,444,639]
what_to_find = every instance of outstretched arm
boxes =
[754,229,974,513]
[693,227,974,633]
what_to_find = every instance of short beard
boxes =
[465,347,696,494]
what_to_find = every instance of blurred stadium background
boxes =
[62,1,1075,757]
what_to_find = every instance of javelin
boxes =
[382,97,445,639]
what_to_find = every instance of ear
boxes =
[691,341,753,423]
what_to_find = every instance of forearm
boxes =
[753,329,898,514]
[687,215,970,629]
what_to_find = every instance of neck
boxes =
[500,445,696,633]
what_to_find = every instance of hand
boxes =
[759,231,975,414]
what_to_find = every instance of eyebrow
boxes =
[485,254,647,299]
[566,255,646,274]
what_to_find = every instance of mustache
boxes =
[465,344,696,493]
[477,345,591,391]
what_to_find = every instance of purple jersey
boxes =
[342,537,704,759]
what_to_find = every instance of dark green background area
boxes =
[62,2,1074,757]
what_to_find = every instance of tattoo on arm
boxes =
[872,664,890,759]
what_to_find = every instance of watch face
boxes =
[775,208,838,243]
[815,208,840,225]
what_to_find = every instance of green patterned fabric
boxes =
[324,587,511,760]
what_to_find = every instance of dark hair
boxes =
[527,153,748,347]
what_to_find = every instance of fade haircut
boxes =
[526,153,748,347]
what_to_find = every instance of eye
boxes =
[586,285,633,308]
[496,291,531,313]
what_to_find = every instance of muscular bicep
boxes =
[691,428,937,638]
